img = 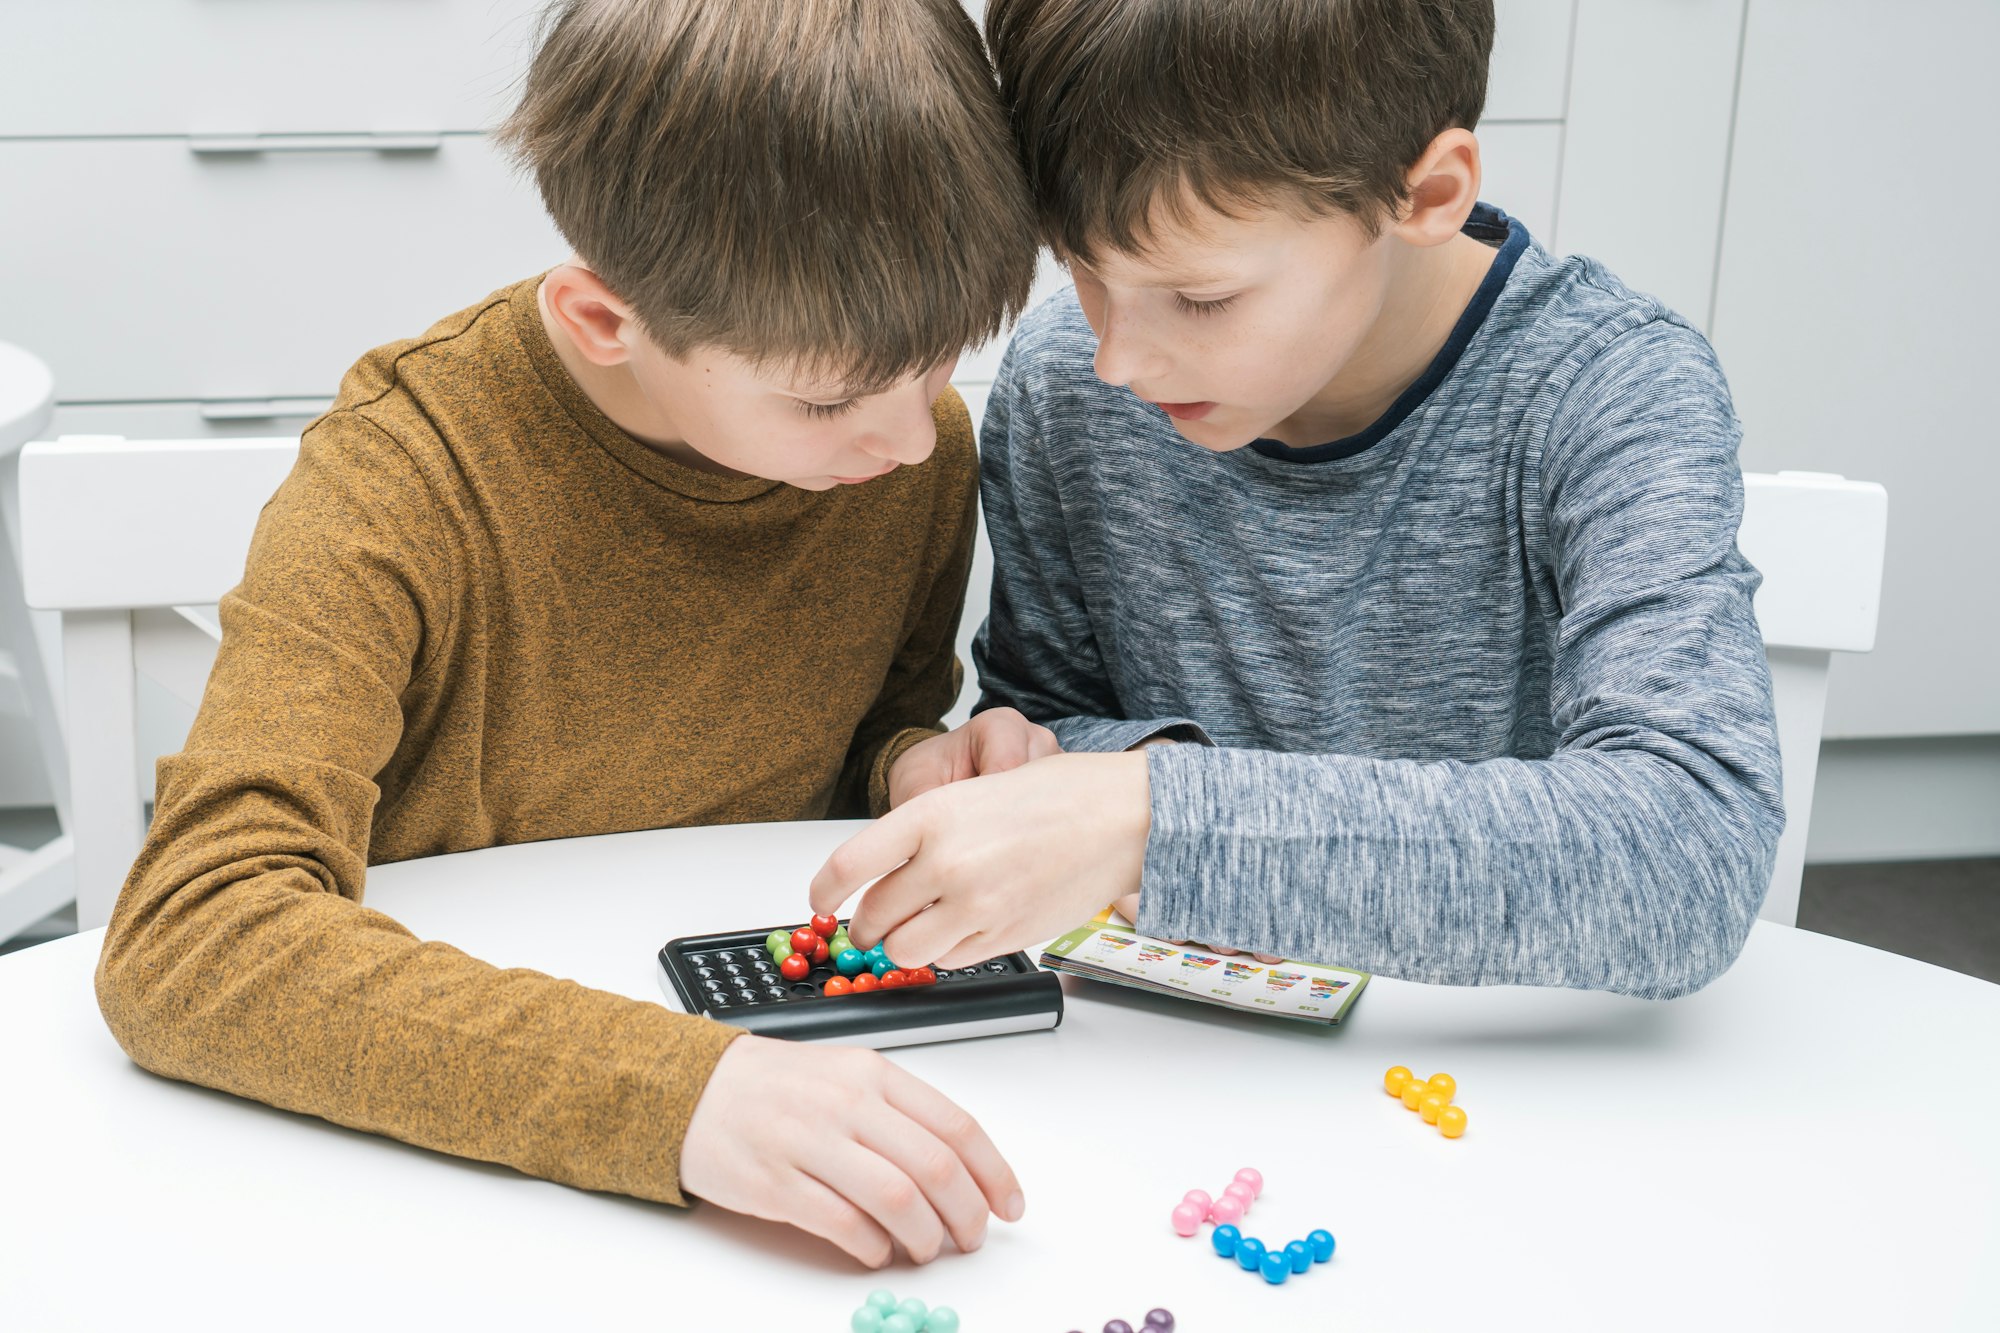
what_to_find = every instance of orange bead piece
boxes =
[822,976,853,997]
[1438,1105,1468,1139]
[852,972,881,993]
[1399,1079,1427,1110]
[1427,1073,1456,1102]
[1418,1092,1446,1124]
[1384,1066,1414,1096]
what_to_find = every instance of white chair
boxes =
[19,435,298,929]
[0,343,76,943]
[17,429,1885,934]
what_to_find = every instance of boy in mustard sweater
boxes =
[94,0,1051,1268]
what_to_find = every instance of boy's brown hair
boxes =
[499,0,1037,392]
[984,0,1495,261]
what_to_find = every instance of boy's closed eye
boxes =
[797,397,862,419]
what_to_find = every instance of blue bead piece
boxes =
[1285,1240,1312,1273]
[1210,1223,1240,1258]
[1308,1229,1336,1262]
[835,948,867,977]
[1260,1249,1290,1284]
[1235,1237,1266,1272]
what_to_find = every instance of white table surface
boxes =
[3,819,1997,1331]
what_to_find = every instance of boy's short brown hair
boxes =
[499,0,1037,392]
[985,0,1494,261]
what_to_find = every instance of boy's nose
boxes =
[859,399,938,466]
[1092,310,1165,389]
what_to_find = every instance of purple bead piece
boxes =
[1104,1322,1134,1333]
[1144,1311,1175,1332]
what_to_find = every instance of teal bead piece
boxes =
[851,1309,885,1333]
[871,957,894,978]
[926,1307,960,1333]
[897,1297,928,1324]
[867,1290,899,1313]
[881,1315,918,1333]
[835,948,867,977]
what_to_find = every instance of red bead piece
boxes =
[852,972,881,993]
[811,940,831,966]
[910,966,937,986]
[779,953,812,981]
[881,969,910,988]
[811,913,840,939]
[789,928,820,956]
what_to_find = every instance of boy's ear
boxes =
[1391,127,1482,249]
[542,262,638,367]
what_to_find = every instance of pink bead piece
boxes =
[1233,1167,1264,1199]
[1222,1181,1255,1212]
[1170,1202,1205,1237]
[1209,1194,1245,1225]
[1181,1189,1213,1218]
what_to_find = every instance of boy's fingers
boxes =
[1111,892,1142,925]
[972,723,1031,776]
[808,806,925,916]
[785,1171,897,1269]
[855,1110,993,1256]
[884,1065,1025,1224]
[843,861,945,953]
[815,1141,951,1264]
[931,928,998,972]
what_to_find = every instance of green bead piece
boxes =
[867,1290,899,1313]
[897,1298,927,1324]
[764,930,790,959]
[881,1316,917,1333]
[924,1306,959,1333]
[851,1310,885,1333]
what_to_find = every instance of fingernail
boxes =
[1005,1191,1025,1221]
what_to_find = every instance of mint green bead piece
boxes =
[881,1315,918,1333]
[897,1297,927,1324]
[867,1290,899,1313]
[851,1309,885,1333]
[765,930,791,960]
[925,1307,960,1333]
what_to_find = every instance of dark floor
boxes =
[4,805,1998,981]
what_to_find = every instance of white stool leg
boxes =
[62,610,143,930]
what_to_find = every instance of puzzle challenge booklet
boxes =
[1039,910,1369,1025]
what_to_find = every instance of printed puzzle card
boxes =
[1039,909,1368,1026]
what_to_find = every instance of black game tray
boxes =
[657,921,1064,1049]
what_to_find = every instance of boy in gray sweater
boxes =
[813,0,1784,1000]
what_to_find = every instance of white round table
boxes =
[2,820,1996,1331]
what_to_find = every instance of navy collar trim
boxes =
[1248,202,1529,465]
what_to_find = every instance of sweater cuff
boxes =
[868,726,942,816]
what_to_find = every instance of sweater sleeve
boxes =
[971,347,1212,753]
[1135,321,1787,999]
[836,388,983,816]
[93,412,742,1206]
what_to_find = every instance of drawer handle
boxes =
[198,398,334,422]
[188,132,444,156]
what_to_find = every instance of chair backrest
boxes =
[1737,470,1888,925]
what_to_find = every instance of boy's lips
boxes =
[1150,399,1217,421]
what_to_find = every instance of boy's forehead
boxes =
[1073,193,1319,286]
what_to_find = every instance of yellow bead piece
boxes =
[1418,1092,1446,1124]
[1399,1078,1427,1110]
[1427,1073,1456,1102]
[1438,1105,1468,1138]
[1384,1066,1414,1096]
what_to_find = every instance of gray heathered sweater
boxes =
[972,205,1785,1000]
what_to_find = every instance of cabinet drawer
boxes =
[0,135,565,403]
[1489,0,1576,123]
[0,0,543,137]
[1477,122,1563,247]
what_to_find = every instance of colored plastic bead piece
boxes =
[1384,1065,1414,1095]
[811,939,831,966]
[765,929,791,958]
[852,972,881,993]
[1144,1311,1175,1331]
[927,1308,960,1333]
[1285,1240,1312,1273]
[788,927,818,955]
[1260,1249,1290,1284]
[1419,1092,1447,1124]
[896,1297,927,1325]
[1400,1079,1428,1110]
[867,1290,899,1313]
[1104,1321,1134,1333]
[1182,1188,1212,1217]
[1222,1181,1255,1212]
[1210,1194,1244,1225]
[1232,1167,1263,1199]
[1308,1229,1336,1262]
[779,953,811,981]
[836,948,867,976]
[911,965,937,985]
[880,1315,917,1333]
[1211,1223,1240,1257]
[851,1309,884,1333]
[871,957,895,978]
[822,976,853,997]
[881,969,910,988]
[1235,1237,1266,1272]
[811,913,840,938]
[1170,1202,1204,1236]
[1427,1072,1456,1101]
[1439,1105,1468,1138]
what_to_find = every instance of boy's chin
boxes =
[1167,412,1259,455]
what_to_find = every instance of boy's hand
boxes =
[679,1035,1025,1267]
[812,752,1150,969]
[1112,892,1285,965]
[887,707,1061,808]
